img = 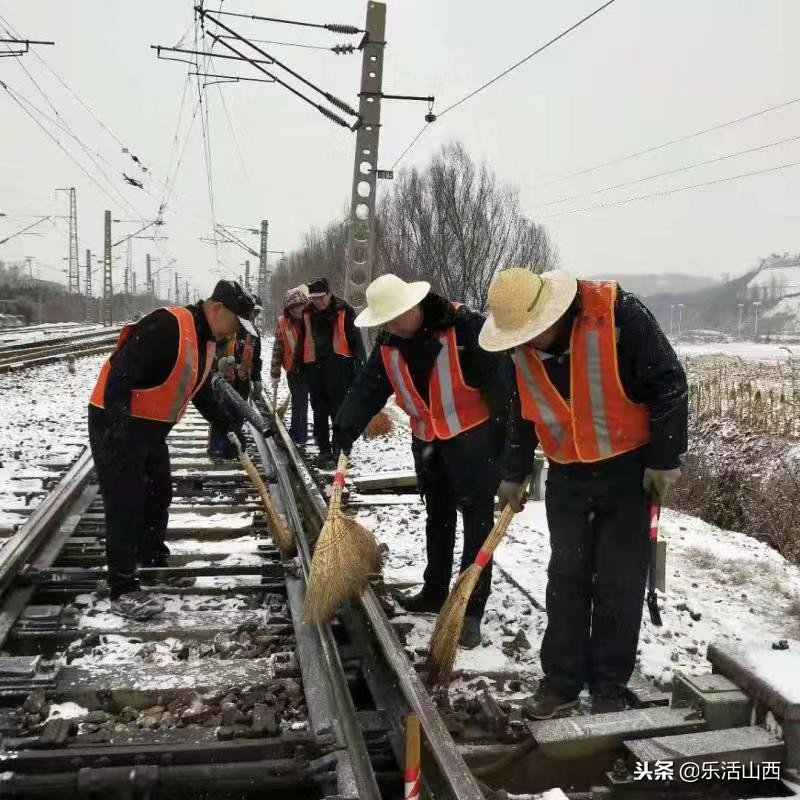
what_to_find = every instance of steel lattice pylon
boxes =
[102,211,113,326]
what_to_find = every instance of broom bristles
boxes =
[364,409,393,439]
[426,565,482,685]
[305,510,379,623]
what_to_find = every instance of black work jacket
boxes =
[293,295,366,370]
[334,293,512,451]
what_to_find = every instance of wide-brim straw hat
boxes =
[479,268,578,352]
[355,273,431,328]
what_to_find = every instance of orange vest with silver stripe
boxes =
[89,306,216,424]
[511,280,649,463]
[277,315,299,372]
[302,307,352,363]
[381,324,490,442]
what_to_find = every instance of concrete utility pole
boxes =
[102,210,113,326]
[677,303,685,338]
[343,1,386,334]
[753,301,761,339]
[132,271,137,294]
[184,280,189,305]
[738,303,744,339]
[84,249,92,322]
[174,273,179,305]
[244,260,250,293]
[257,219,268,330]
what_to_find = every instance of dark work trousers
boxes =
[306,356,355,452]
[88,410,173,597]
[287,372,309,443]
[541,451,649,698]
[412,422,502,619]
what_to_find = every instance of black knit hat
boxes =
[211,280,256,335]
[306,277,330,298]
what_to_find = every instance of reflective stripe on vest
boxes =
[88,306,216,424]
[278,316,298,372]
[512,280,650,464]
[381,325,489,442]
[302,307,352,363]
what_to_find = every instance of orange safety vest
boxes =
[511,280,650,463]
[277,315,299,372]
[302,307,352,363]
[89,306,216,424]
[381,324,490,442]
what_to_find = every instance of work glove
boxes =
[218,355,236,382]
[333,428,353,458]
[498,479,526,513]
[643,467,682,502]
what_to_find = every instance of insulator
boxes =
[325,23,361,35]
[331,43,355,55]
[317,105,350,128]
[325,93,358,117]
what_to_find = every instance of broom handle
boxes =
[271,381,278,414]
[473,474,533,569]
[227,433,280,528]
[329,452,348,514]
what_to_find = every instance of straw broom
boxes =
[305,452,379,623]
[427,483,529,685]
[227,433,296,558]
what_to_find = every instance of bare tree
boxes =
[276,141,558,315]
[376,141,557,309]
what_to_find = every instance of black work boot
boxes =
[393,585,448,614]
[459,616,482,649]
[522,680,579,720]
[590,685,629,714]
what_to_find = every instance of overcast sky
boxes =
[1,0,798,296]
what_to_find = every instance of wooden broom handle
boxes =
[474,474,534,567]
[329,452,348,514]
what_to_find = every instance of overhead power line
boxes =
[528,131,800,209]
[0,80,137,215]
[200,9,357,118]
[529,95,800,192]
[541,159,800,220]
[0,215,52,245]
[205,9,362,35]
[388,0,618,170]
[438,0,618,119]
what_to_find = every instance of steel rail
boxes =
[0,327,121,355]
[250,423,381,799]
[256,393,486,800]
[0,448,94,600]
[0,344,116,374]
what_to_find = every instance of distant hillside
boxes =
[587,272,720,298]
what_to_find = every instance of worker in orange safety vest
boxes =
[293,276,365,465]
[88,280,258,620]
[334,274,513,649]
[480,268,687,719]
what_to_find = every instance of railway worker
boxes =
[270,285,310,444]
[294,276,365,466]
[207,294,264,460]
[88,280,257,621]
[333,274,511,649]
[479,268,687,718]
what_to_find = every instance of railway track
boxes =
[0,390,797,798]
[0,329,120,374]
[0,399,493,798]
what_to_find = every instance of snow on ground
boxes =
[678,341,798,362]
[348,408,800,694]
[0,322,105,347]
[0,354,106,532]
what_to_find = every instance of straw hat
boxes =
[355,274,430,328]
[479,268,578,352]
